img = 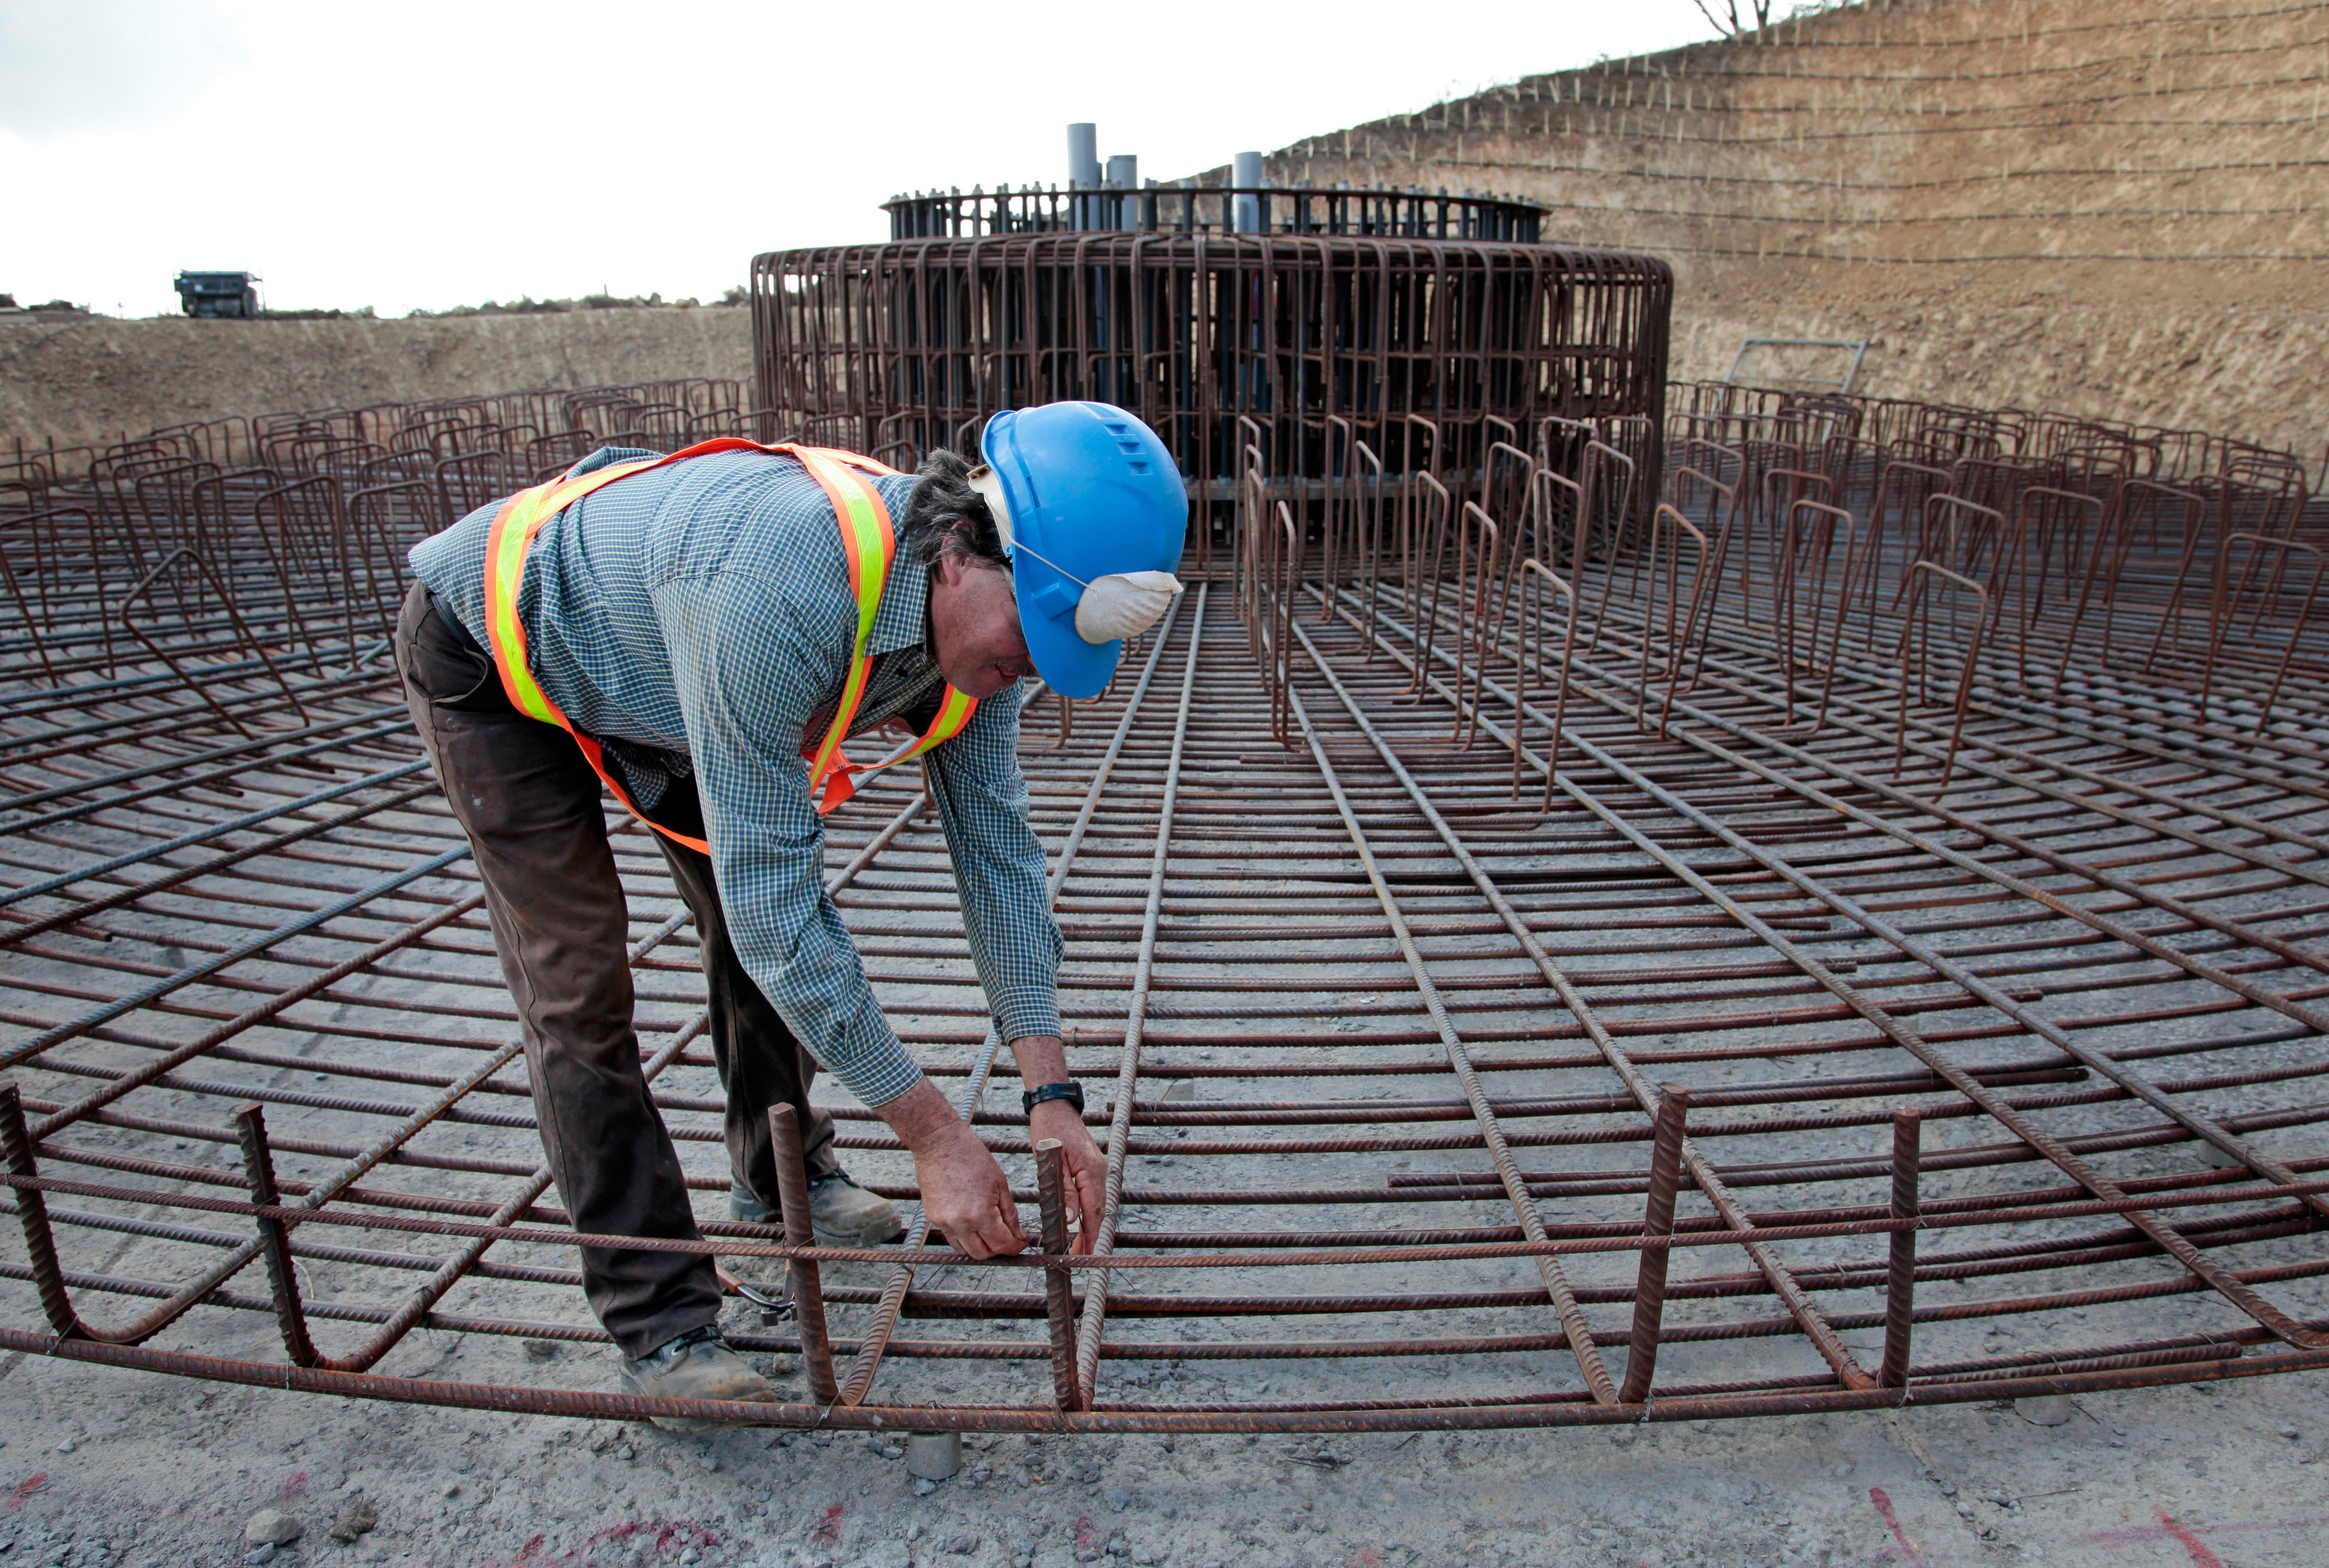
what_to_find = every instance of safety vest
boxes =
[482,437,978,855]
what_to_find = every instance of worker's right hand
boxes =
[913,1122,1028,1260]
[875,1078,1028,1260]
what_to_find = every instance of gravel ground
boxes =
[1,1333,2321,1568]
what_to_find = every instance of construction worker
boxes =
[394,402,1187,1422]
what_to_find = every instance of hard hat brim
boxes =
[1013,553,1121,700]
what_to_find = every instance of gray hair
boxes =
[900,448,1010,570]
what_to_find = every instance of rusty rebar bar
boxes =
[1035,1139,1084,1412]
[770,1105,837,1404]
[1619,1084,1690,1403]
[1880,1107,1922,1390]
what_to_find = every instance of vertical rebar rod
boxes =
[769,1104,837,1404]
[1620,1084,1690,1403]
[1035,1138,1084,1412]
[0,1081,75,1336]
[232,1102,318,1367]
[1881,1107,1923,1390]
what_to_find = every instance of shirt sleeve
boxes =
[653,572,926,1108]
[922,681,1063,1045]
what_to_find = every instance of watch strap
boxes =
[1022,1081,1085,1114]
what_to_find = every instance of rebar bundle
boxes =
[0,378,2322,1434]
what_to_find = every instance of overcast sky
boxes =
[3,0,1747,318]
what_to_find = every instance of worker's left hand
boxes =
[1029,1099,1107,1255]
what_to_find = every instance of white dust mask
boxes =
[1073,570,1184,644]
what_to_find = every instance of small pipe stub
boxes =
[906,1431,963,1481]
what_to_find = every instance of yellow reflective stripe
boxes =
[484,456,666,728]
[914,686,979,751]
[800,451,891,647]
[828,684,981,800]
[484,489,563,725]
[794,448,900,799]
[809,657,875,781]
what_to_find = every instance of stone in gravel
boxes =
[244,1548,275,1566]
[1104,1488,1132,1513]
[944,1535,978,1555]
[1830,1462,1853,1478]
[2282,1426,2302,1439]
[699,1453,720,1473]
[2015,1396,2074,1426]
[522,1339,560,1361]
[327,1499,378,1543]
[53,1441,72,1454]
[912,1478,937,1498]
[244,1510,303,1548]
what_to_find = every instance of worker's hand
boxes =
[914,1122,1029,1261]
[875,1079,1027,1260]
[1030,1099,1107,1255]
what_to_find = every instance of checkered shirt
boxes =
[410,447,1061,1108]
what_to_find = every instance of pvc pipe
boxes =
[1233,151,1263,233]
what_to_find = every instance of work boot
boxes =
[729,1171,905,1246]
[616,1326,776,1431]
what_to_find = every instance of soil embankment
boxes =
[1,307,751,454]
[1216,0,2329,458]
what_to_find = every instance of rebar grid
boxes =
[0,382,2324,1435]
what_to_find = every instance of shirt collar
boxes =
[868,547,932,657]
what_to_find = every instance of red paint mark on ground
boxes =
[278,1470,308,1498]
[1347,1551,1386,1568]
[6,1475,47,1508]
[2153,1509,2227,1568]
[514,1533,547,1560]
[2070,1513,2329,1549]
[810,1504,845,1544]
[1073,1515,1099,1549]
[1867,1487,1926,1567]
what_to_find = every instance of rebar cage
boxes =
[750,236,1671,566]
[0,367,2325,1437]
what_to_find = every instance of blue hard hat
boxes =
[980,402,1188,700]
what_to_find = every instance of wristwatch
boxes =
[1022,1081,1085,1115]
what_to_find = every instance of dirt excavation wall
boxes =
[1231,0,2329,459]
[0,307,751,454]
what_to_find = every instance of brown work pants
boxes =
[394,581,838,1359]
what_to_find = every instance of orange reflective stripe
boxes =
[479,437,975,847]
[812,684,982,813]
